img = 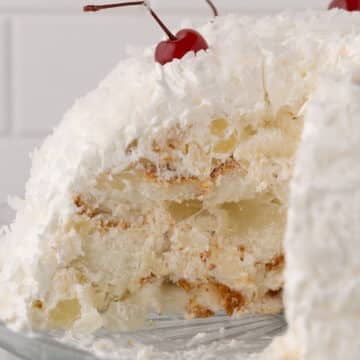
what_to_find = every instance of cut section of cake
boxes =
[1,10,360,333]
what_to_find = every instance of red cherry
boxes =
[155,29,208,65]
[328,0,360,10]
[84,1,217,65]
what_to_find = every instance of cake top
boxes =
[25,10,360,210]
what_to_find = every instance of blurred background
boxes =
[0,0,329,205]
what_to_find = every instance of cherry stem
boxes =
[84,2,144,12]
[206,0,218,17]
[84,1,177,40]
[146,6,177,40]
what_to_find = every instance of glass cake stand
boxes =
[0,314,286,360]
[0,204,286,359]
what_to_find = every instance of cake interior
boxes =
[31,104,304,331]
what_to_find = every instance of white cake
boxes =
[0,10,359,342]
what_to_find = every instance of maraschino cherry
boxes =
[328,0,360,10]
[84,1,218,65]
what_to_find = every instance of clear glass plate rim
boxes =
[0,314,286,360]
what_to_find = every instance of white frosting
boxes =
[1,10,360,342]
[280,71,360,360]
